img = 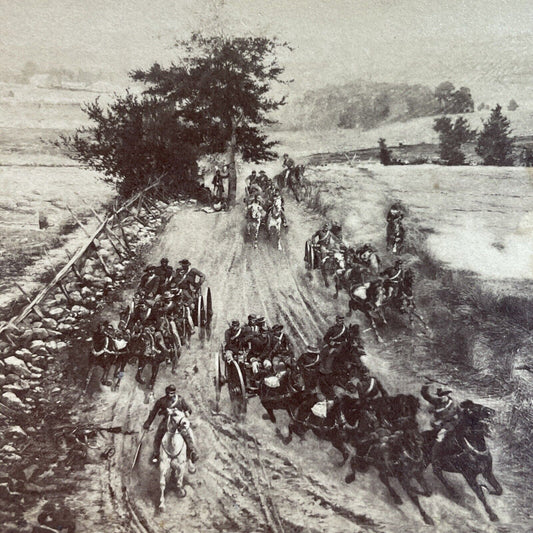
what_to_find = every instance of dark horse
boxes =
[259,362,307,423]
[88,324,129,388]
[423,400,502,522]
[347,427,434,525]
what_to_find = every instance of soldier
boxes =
[381,259,404,300]
[387,201,404,224]
[154,258,174,295]
[421,384,459,442]
[242,314,258,339]
[143,384,199,464]
[323,315,349,347]
[224,320,247,361]
[354,367,388,403]
[282,153,295,187]
[174,259,206,301]
[212,169,224,202]
[139,265,160,297]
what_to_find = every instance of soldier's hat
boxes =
[272,324,284,332]
[230,319,240,328]
[335,315,345,321]
[179,259,191,266]
[256,316,266,325]
[436,388,452,397]
[165,384,177,394]
[251,170,257,174]
[259,170,267,175]
[145,265,156,272]
[161,257,169,265]
[247,314,257,322]
[306,345,320,354]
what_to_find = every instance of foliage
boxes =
[434,81,474,114]
[131,33,291,205]
[476,104,514,166]
[433,116,475,165]
[58,93,199,197]
[508,99,519,111]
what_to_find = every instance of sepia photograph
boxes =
[0,1,532,531]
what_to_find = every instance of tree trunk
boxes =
[227,116,238,208]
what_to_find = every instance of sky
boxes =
[1,0,532,100]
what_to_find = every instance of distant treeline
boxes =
[281,80,474,130]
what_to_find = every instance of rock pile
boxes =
[0,197,173,531]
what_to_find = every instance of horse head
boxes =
[459,400,495,435]
[166,408,186,434]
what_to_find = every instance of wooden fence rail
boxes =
[0,178,164,337]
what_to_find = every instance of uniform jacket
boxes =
[145,394,191,427]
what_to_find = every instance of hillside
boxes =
[279,80,471,131]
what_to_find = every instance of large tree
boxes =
[433,116,475,165]
[476,104,514,166]
[59,92,200,197]
[131,33,291,206]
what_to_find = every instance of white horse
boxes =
[267,197,284,251]
[158,409,189,510]
[247,202,265,248]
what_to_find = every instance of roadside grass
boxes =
[301,162,533,476]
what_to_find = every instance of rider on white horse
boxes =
[143,384,199,464]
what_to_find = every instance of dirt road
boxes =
[75,183,527,533]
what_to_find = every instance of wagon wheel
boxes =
[198,294,206,341]
[196,294,203,328]
[205,287,213,341]
[214,346,224,412]
[226,359,247,418]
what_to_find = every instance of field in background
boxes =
[275,105,533,158]
[0,84,114,302]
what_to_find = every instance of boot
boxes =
[181,428,199,463]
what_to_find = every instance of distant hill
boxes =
[279,80,473,131]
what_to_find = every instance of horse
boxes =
[87,324,131,390]
[287,164,306,202]
[158,315,181,374]
[334,248,370,298]
[386,217,405,254]
[347,428,434,525]
[266,197,285,251]
[158,408,189,510]
[347,279,388,342]
[354,246,381,276]
[133,328,165,390]
[246,203,264,249]
[259,362,307,424]
[423,400,502,522]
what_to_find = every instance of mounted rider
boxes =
[268,189,288,228]
[387,201,405,224]
[312,222,343,260]
[319,315,350,376]
[381,259,404,300]
[154,258,174,295]
[420,384,459,442]
[143,384,199,464]
[354,367,388,403]
[174,259,206,301]
[282,153,295,186]
[247,194,266,220]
